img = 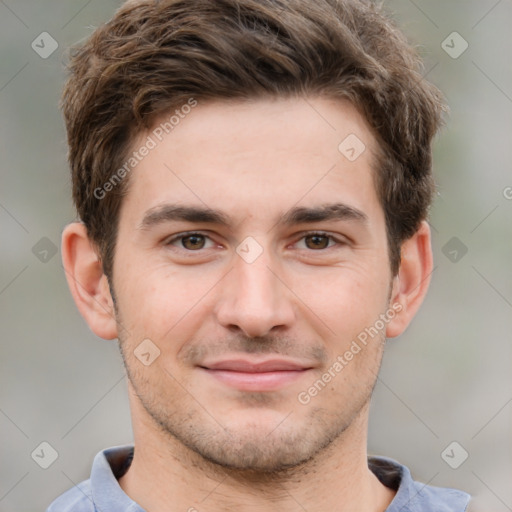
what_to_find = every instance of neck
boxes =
[119,388,395,512]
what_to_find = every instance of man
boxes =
[48,0,471,510]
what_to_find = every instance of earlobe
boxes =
[61,222,118,340]
[385,220,433,339]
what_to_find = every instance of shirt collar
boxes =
[91,445,143,512]
[369,455,471,511]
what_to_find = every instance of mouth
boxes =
[198,358,315,392]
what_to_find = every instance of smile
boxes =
[199,358,315,392]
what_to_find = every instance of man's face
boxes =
[112,97,395,471]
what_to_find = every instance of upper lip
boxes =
[200,358,314,373]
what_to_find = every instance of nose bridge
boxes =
[236,253,278,304]
[215,243,295,337]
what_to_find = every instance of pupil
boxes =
[307,235,328,249]
[184,235,204,250]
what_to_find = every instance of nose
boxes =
[214,248,296,338]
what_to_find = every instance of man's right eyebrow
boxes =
[138,205,231,230]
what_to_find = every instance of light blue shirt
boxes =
[47,445,471,511]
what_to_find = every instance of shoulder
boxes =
[46,479,95,512]
[406,479,471,511]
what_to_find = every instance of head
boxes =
[61,0,444,473]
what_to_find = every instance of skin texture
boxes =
[62,97,433,512]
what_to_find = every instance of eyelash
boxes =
[164,231,346,252]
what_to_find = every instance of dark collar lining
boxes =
[110,446,135,480]
[368,456,403,491]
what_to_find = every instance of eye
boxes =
[165,232,215,251]
[295,232,344,250]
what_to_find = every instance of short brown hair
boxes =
[61,0,445,280]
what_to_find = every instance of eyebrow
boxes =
[139,205,231,230]
[281,203,368,225]
[138,202,368,230]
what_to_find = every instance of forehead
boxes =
[120,97,382,227]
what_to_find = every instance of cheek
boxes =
[114,262,220,343]
[295,266,389,327]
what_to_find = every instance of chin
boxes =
[170,411,345,474]
[190,433,319,473]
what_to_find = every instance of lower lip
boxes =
[201,368,310,391]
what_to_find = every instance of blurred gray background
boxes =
[1,1,511,511]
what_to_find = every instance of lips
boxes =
[199,358,314,391]
[203,359,310,372]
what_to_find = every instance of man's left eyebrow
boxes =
[279,203,368,226]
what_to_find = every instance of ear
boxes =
[61,222,118,340]
[386,220,433,338]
